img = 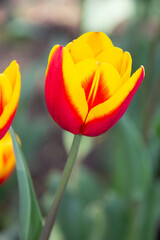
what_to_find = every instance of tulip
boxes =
[45,32,144,136]
[0,131,16,184]
[0,61,21,139]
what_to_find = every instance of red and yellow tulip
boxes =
[0,132,16,184]
[0,61,21,139]
[45,32,144,136]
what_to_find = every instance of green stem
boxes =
[39,134,82,240]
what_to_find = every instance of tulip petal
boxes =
[0,131,15,184]
[0,61,21,139]
[77,32,113,56]
[81,66,144,136]
[90,63,122,108]
[45,45,88,134]
[96,49,132,84]
[96,47,123,72]
[0,74,12,115]
[76,61,122,109]
[75,59,98,100]
[3,60,19,89]
[0,149,3,179]
[120,52,132,83]
[66,40,94,63]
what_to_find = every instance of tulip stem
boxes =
[39,134,82,240]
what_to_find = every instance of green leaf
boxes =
[10,127,43,240]
[140,182,160,240]
[111,115,152,199]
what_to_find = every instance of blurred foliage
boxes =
[10,128,43,240]
[1,0,160,239]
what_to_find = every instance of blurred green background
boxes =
[1,0,160,239]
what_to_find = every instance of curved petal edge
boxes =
[81,66,144,136]
[45,45,87,134]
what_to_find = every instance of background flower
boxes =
[0,132,16,185]
[0,61,21,139]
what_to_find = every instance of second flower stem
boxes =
[39,134,82,240]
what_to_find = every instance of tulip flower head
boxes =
[0,132,16,184]
[0,61,21,139]
[45,32,144,136]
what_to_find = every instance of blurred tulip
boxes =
[45,32,144,136]
[0,61,21,139]
[0,131,17,184]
